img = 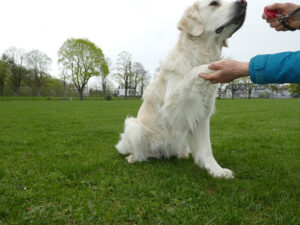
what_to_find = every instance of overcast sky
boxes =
[1,0,299,87]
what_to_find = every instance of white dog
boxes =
[116,0,247,178]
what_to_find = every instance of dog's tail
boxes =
[115,117,144,155]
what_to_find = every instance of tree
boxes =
[24,69,35,96]
[59,67,68,97]
[114,51,133,99]
[227,80,240,99]
[43,77,64,97]
[58,38,106,100]
[289,84,300,95]
[140,72,151,97]
[100,57,110,99]
[4,47,27,96]
[132,62,145,96]
[0,56,8,96]
[217,83,225,99]
[268,84,280,97]
[26,50,52,97]
[136,64,151,97]
[242,77,255,99]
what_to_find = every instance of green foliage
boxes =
[58,38,107,100]
[101,60,109,78]
[289,84,300,95]
[0,99,299,224]
[3,55,28,96]
[25,50,52,97]
[0,57,8,95]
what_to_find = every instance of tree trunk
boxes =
[218,88,222,99]
[141,85,144,97]
[124,80,128,99]
[231,90,235,99]
[63,81,66,97]
[79,89,84,100]
[13,86,20,97]
[0,86,3,96]
[31,86,34,97]
[102,83,106,99]
[37,86,41,97]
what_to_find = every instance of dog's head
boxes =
[178,0,247,43]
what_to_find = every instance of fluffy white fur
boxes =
[116,0,246,179]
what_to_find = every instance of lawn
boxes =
[0,99,299,224]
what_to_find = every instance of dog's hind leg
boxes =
[176,145,190,159]
[116,117,149,163]
[126,154,136,164]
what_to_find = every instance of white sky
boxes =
[1,0,299,87]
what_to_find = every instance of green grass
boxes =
[0,99,299,224]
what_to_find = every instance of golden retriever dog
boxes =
[116,0,247,178]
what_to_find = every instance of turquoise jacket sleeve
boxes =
[249,51,300,84]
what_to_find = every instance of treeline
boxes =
[219,78,299,99]
[114,51,151,99]
[0,47,58,97]
[0,38,152,100]
[3,39,297,100]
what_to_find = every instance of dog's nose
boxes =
[236,0,247,8]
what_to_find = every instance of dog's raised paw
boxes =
[126,154,136,164]
[211,168,234,179]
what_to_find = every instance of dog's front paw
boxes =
[126,154,136,164]
[210,168,234,179]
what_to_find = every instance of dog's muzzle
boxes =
[215,0,247,34]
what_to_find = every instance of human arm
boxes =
[249,51,300,84]
[200,51,300,84]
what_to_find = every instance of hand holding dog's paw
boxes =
[199,60,249,84]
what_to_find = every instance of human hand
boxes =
[199,60,249,84]
[262,3,300,31]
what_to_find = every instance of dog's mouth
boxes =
[215,2,247,34]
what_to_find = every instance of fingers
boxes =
[269,21,288,31]
[265,16,289,31]
[208,62,223,70]
[266,17,279,23]
[266,3,283,11]
[275,24,288,31]
[199,73,213,80]
[199,73,219,84]
[269,20,281,28]
[265,3,297,15]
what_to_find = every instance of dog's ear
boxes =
[177,4,204,36]
[223,40,228,47]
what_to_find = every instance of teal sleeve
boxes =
[249,51,300,84]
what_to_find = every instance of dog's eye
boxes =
[209,1,219,6]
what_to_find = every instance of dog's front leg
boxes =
[188,118,234,179]
[163,65,211,125]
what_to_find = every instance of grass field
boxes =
[0,99,299,224]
